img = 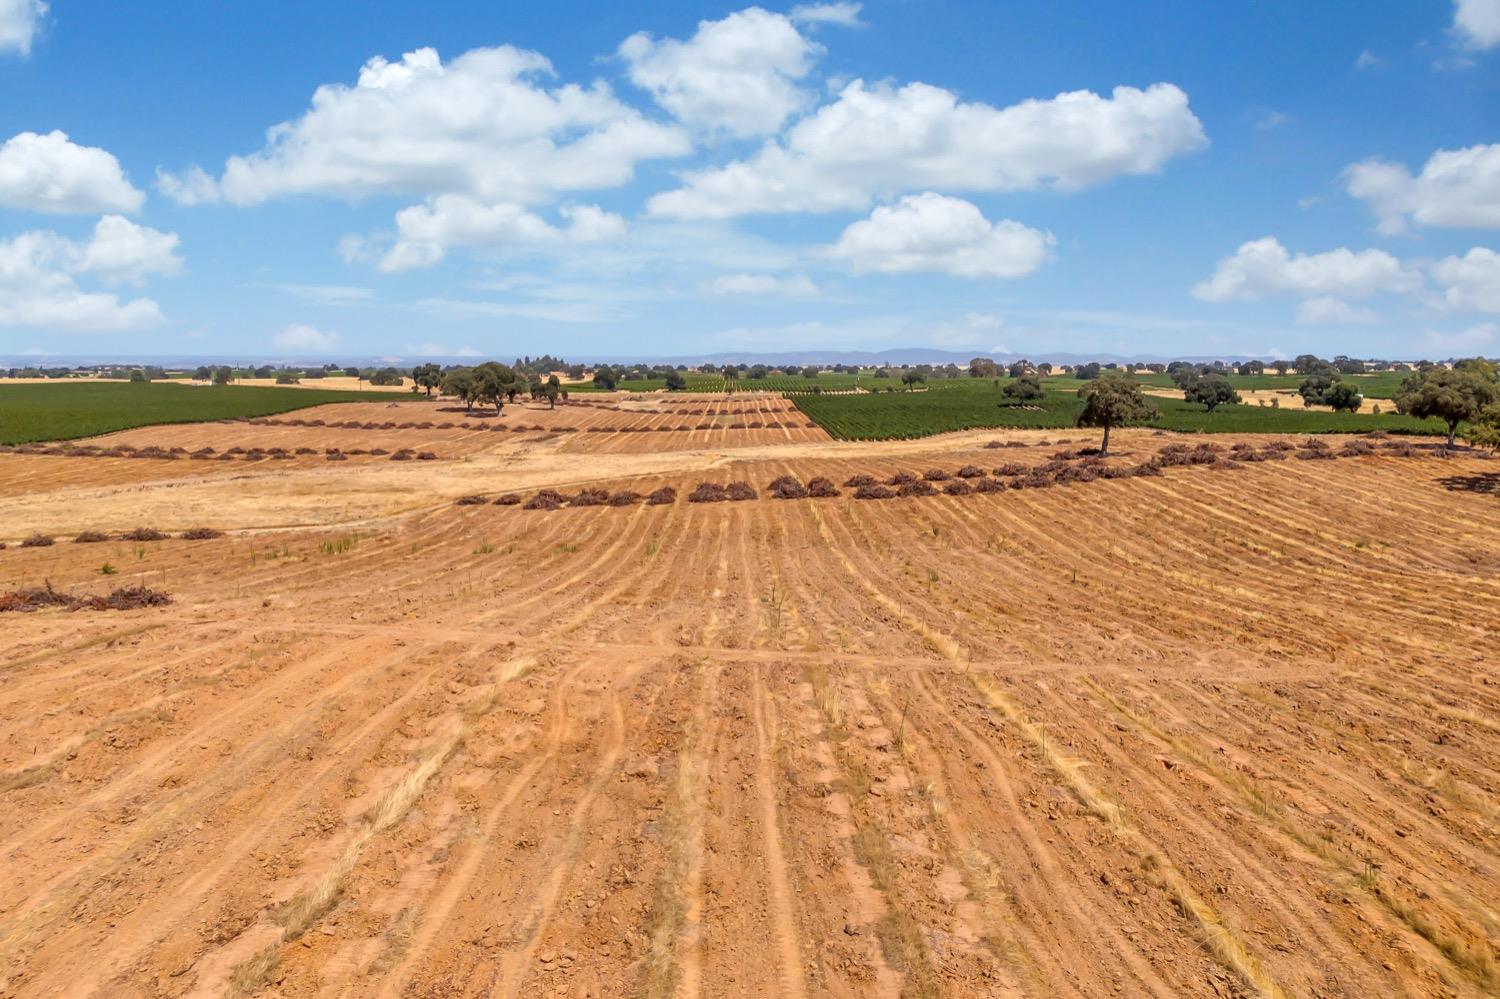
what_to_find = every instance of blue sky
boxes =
[1,0,1497,361]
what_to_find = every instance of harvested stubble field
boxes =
[1,407,1498,999]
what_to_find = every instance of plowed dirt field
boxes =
[1,396,1496,998]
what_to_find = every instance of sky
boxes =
[0,0,1497,362]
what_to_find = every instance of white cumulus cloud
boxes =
[648,80,1206,218]
[1454,0,1500,49]
[159,46,689,207]
[828,193,1053,279]
[77,215,183,285]
[0,0,45,56]
[0,217,179,332]
[272,323,340,351]
[378,196,627,271]
[1192,237,1421,303]
[1345,144,1500,233]
[1432,246,1500,313]
[789,2,864,27]
[619,7,822,137]
[0,130,145,214]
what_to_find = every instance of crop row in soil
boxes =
[482,441,1454,512]
[0,442,439,462]
[4,526,223,550]
[246,416,817,432]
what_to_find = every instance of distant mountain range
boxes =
[3,347,1301,368]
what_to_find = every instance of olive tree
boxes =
[1076,373,1157,456]
[1001,373,1045,404]
[1298,373,1338,406]
[1183,374,1241,412]
[441,369,479,411]
[412,363,443,396]
[1396,366,1500,448]
[1323,381,1363,412]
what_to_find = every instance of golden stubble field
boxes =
[1,393,1497,999]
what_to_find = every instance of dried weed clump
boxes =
[688,482,728,503]
[0,583,172,613]
[523,489,566,510]
[768,475,808,499]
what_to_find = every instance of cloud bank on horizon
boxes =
[0,0,1497,359]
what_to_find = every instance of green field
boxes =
[0,382,372,444]
[1127,370,1409,398]
[791,379,1445,441]
[566,369,929,394]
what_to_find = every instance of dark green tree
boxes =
[1001,373,1045,404]
[1184,374,1241,412]
[1323,381,1363,413]
[1076,373,1157,456]
[1298,373,1338,406]
[1396,366,1500,448]
[412,363,443,396]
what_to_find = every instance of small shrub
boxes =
[922,468,951,482]
[806,477,840,497]
[415,452,437,460]
[181,527,224,539]
[122,527,167,541]
[843,473,876,488]
[390,449,415,461]
[74,530,111,543]
[455,495,487,506]
[956,465,985,478]
[897,480,937,497]
[853,483,895,500]
[646,486,678,506]
[20,534,55,547]
[726,481,758,501]
[888,471,919,486]
[326,452,348,461]
[494,494,522,505]
[608,490,641,506]
[943,480,972,496]
[993,463,1026,476]
[973,477,1005,493]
